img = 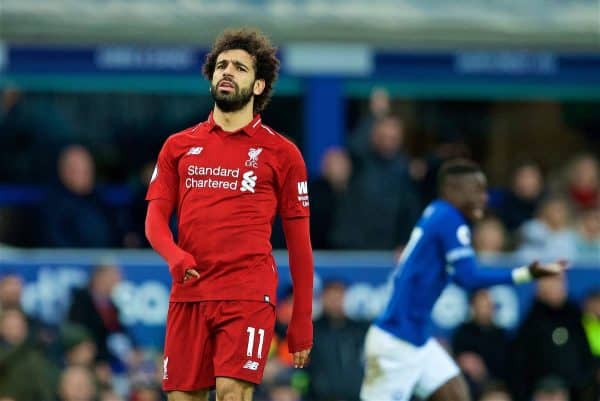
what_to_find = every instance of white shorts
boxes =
[360,325,460,401]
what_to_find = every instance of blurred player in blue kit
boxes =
[360,159,566,401]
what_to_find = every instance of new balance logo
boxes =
[240,171,257,193]
[243,360,260,371]
[297,181,308,195]
[186,147,203,155]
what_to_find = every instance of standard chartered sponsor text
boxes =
[186,164,241,190]
[187,165,240,177]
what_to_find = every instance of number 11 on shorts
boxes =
[246,327,265,359]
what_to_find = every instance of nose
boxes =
[222,63,236,76]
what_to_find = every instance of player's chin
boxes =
[472,208,484,220]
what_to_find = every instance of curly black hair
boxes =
[203,28,280,114]
[437,158,483,193]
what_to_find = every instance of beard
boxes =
[211,79,254,112]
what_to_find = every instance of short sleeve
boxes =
[278,144,310,219]
[439,213,475,263]
[146,137,179,202]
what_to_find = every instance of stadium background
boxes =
[0,1,599,401]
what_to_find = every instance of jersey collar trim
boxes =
[206,112,262,137]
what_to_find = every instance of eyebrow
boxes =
[216,59,250,70]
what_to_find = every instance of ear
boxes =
[253,79,266,96]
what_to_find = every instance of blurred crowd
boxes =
[0,264,163,401]
[0,86,599,400]
[0,87,599,260]
[0,266,599,401]
[306,89,600,263]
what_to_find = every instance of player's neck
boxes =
[213,103,254,133]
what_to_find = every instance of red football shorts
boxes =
[161,301,276,391]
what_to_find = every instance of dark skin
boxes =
[441,171,488,223]
[441,171,566,278]
[428,172,566,401]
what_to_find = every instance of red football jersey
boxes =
[146,113,310,304]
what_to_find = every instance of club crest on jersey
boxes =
[245,148,263,168]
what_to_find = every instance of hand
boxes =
[286,318,313,366]
[292,347,311,368]
[169,250,197,283]
[457,352,487,381]
[529,259,568,279]
[183,269,200,282]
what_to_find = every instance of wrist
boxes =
[288,340,313,353]
[287,318,313,352]
[171,248,194,266]
[512,266,533,284]
[169,249,196,282]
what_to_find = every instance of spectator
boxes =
[0,272,22,311]
[517,197,575,261]
[94,360,118,396]
[306,280,369,401]
[0,308,59,401]
[67,262,130,364]
[0,86,73,183]
[348,87,391,158]
[509,274,595,401]
[368,114,406,162]
[572,208,600,263]
[129,385,161,401]
[309,147,352,249]
[42,145,116,247]
[266,372,301,401]
[99,390,124,401]
[562,154,599,211]
[531,376,570,401]
[333,116,421,249]
[60,323,97,368]
[495,161,545,232]
[473,216,508,256]
[272,285,295,367]
[479,390,512,401]
[0,271,58,353]
[259,364,303,401]
[122,161,156,249]
[126,348,165,401]
[452,289,510,399]
[582,289,600,360]
[478,381,513,401]
[58,365,97,401]
[582,289,600,397]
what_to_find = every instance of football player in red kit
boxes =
[145,28,313,401]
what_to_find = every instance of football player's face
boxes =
[211,49,264,113]
[460,172,488,221]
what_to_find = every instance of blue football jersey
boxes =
[375,199,512,346]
